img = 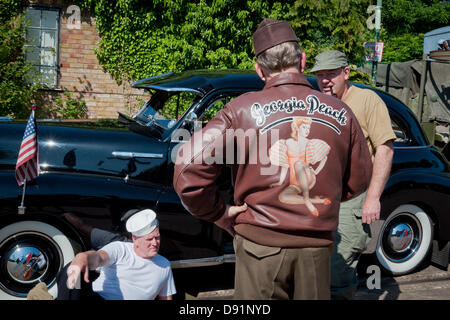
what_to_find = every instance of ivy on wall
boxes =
[79,0,293,85]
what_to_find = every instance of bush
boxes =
[382,33,424,62]
[0,0,41,118]
[46,91,88,119]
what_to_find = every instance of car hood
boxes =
[0,120,169,182]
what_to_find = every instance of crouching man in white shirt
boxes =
[58,209,176,300]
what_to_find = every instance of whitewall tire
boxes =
[376,204,433,276]
[0,221,76,300]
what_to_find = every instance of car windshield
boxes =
[134,90,201,130]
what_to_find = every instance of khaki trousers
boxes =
[233,234,332,300]
[331,191,371,300]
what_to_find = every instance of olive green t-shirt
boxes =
[343,86,396,160]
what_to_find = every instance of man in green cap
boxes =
[311,50,396,299]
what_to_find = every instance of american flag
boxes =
[15,109,39,186]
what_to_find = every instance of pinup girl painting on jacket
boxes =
[269,116,331,217]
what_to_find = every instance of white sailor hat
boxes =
[126,209,159,237]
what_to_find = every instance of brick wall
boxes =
[31,1,149,119]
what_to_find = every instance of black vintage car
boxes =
[0,70,449,299]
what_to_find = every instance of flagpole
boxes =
[18,165,27,215]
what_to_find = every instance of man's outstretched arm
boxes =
[66,250,110,289]
[362,140,394,224]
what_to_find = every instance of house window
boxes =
[24,7,60,88]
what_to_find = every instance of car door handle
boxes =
[112,151,164,159]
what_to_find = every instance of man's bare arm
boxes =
[66,250,110,289]
[362,140,394,224]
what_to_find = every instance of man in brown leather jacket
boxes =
[173,18,372,300]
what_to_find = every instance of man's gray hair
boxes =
[256,41,303,73]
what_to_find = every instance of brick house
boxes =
[26,0,149,119]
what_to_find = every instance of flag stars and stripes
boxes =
[15,110,39,186]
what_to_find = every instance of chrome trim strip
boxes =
[112,151,164,159]
[393,145,432,150]
[170,254,235,269]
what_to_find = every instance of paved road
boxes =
[355,263,450,300]
[173,255,450,300]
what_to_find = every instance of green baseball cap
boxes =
[310,50,348,72]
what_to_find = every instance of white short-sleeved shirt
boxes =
[92,242,176,300]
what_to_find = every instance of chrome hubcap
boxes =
[387,223,414,253]
[6,246,49,283]
[381,214,421,263]
[0,232,62,297]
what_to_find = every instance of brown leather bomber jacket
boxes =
[173,72,372,248]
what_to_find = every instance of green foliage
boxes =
[79,0,293,84]
[380,0,449,62]
[382,32,425,62]
[77,0,388,85]
[0,0,42,118]
[289,0,372,68]
[348,69,372,85]
[47,91,87,119]
[289,0,448,65]
[157,91,198,121]
[382,0,449,35]
[73,0,449,88]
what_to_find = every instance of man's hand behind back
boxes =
[214,203,248,237]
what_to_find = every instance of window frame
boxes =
[24,5,62,89]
